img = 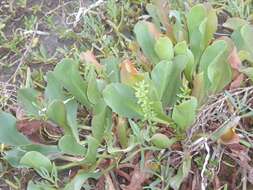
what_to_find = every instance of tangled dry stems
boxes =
[0,82,17,110]
[189,86,253,140]
[182,86,253,189]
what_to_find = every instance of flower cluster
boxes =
[134,80,156,121]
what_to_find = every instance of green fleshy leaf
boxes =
[64,170,100,190]
[92,99,110,142]
[232,24,253,63]
[53,58,90,108]
[45,71,64,103]
[187,4,217,62]
[0,112,30,146]
[204,7,218,46]
[154,36,174,61]
[65,99,79,141]
[47,100,69,132]
[150,133,176,149]
[59,135,86,156]
[103,83,143,118]
[134,21,160,64]
[87,69,101,105]
[174,41,195,81]
[117,117,129,148]
[47,100,80,141]
[199,40,232,93]
[4,144,58,168]
[27,181,56,190]
[187,4,206,37]
[17,88,42,116]
[81,136,100,164]
[20,151,52,172]
[151,55,188,107]
[192,72,205,105]
[101,57,120,83]
[172,97,198,130]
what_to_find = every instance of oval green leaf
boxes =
[103,83,143,118]
[20,151,52,172]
